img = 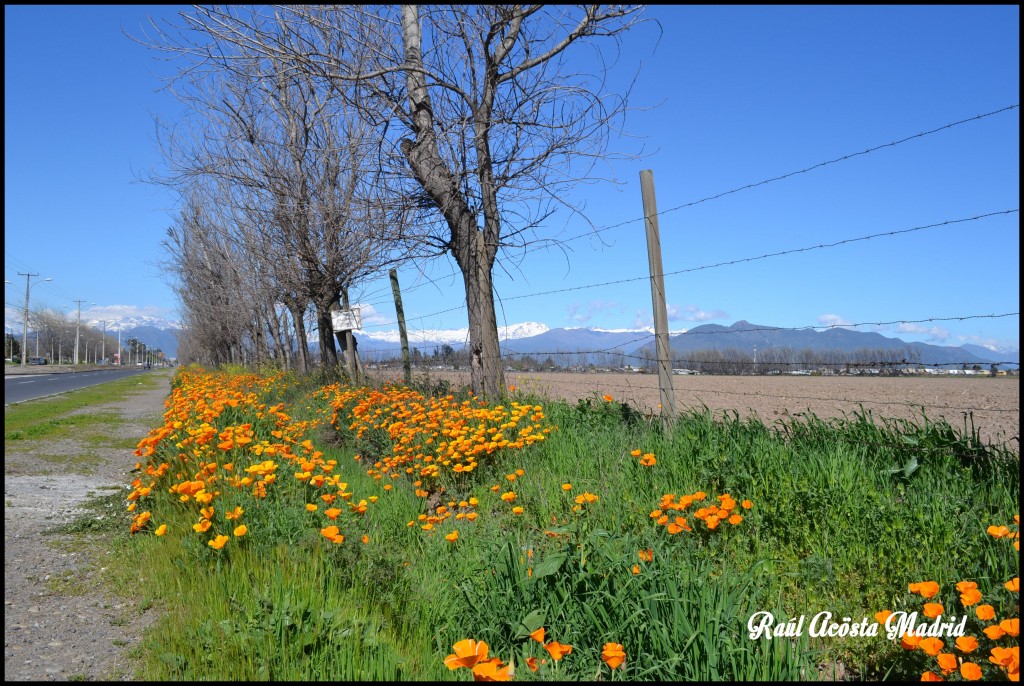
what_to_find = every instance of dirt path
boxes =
[4,374,172,681]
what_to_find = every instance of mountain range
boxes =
[358,320,1019,369]
[76,315,1019,369]
[84,316,182,359]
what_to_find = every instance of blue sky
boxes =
[4,5,1020,353]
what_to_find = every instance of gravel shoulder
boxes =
[4,372,172,681]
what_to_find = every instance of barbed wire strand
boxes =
[358,209,1017,330]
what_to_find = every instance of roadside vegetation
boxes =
[98,366,1019,680]
[4,374,165,443]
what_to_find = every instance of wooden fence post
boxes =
[390,269,412,384]
[640,169,677,433]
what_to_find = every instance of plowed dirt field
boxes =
[377,370,1019,451]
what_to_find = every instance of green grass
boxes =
[110,369,1020,681]
[4,372,167,442]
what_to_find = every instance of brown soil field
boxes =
[373,370,1019,451]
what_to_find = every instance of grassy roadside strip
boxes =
[113,368,1021,680]
[4,371,173,680]
[4,373,167,442]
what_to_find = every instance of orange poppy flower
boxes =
[960,588,982,607]
[936,653,958,674]
[233,524,247,537]
[631,564,641,575]
[976,605,996,621]
[989,646,1017,668]
[960,662,983,681]
[919,637,944,656]
[208,534,229,550]
[601,642,626,670]
[446,531,459,542]
[471,657,512,681]
[320,526,344,543]
[741,499,753,509]
[956,636,979,653]
[901,633,922,650]
[998,618,1019,637]
[602,394,613,402]
[982,625,1005,640]
[154,524,168,537]
[529,627,545,644]
[917,581,941,599]
[543,641,573,661]
[444,639,489,670]
[875,610,893,624]
[638,549,654,562]
[1006,577,1020,593]
[920,671,943,682]
[923,603,944,619]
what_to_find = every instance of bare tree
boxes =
[146,22,414,374]
[140,4,648,395]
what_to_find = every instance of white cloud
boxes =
[817,313,853,328]
[638,304,727,328]
[354,303,389,327]
[678,304,727,322]
[567,300,621,324]
[955,334,1019,353]
[633,310,653,329]
[895,323,951,343]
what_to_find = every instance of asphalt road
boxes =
[3,368,153,405]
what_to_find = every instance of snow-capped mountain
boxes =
[353,320,1018,369]
[357,321,548,346]
[85,315,181,331]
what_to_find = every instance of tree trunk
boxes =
[400,5,504,397]
[266,306,287,369]
[315,300,339,370]
[459,231,504,397]
[287,304,309,373]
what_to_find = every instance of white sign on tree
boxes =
[331,307,362,332]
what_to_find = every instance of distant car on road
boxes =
[27,357,48,365]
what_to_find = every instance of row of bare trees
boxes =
[141,5,647,394]
[7,308,156,365]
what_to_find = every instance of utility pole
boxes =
[20,272,37,367]
[99,320,108,364]
[73,299,86,365]
[18,272,51,367]
[640,170,676,433]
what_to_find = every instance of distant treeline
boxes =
[361,345,1003,375]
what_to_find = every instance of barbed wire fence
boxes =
[341,105,1020,443]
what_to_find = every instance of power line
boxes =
[520,104,1021,253]
[504,210,1018,303]
[357,205,1017,330]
